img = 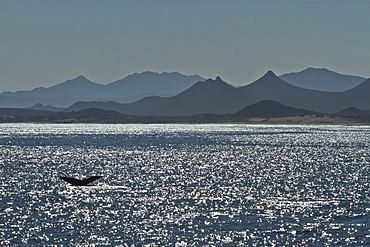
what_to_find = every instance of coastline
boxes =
[1,115,368,126]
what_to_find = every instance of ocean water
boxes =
[0,123,369,246]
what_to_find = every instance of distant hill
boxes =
[233,100,320,118]
[51,108,130,123]
[27,103,63,111]
[279,67,366,92]
[3,102,369,124]
[0,108,57,122]
[0,75,104,108]
[333,107,370,117]
[0,72,204,108]
[66,71,370,116]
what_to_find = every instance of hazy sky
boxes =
[1,0,369,92]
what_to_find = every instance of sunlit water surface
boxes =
[1,124,370,246]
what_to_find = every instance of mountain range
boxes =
[65,71,370,116]
[279,67,366,92]
[0,72,204,108]
[0,68,369,119]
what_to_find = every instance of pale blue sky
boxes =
[1,0,369,91]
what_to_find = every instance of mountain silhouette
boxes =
[333,107,370,117]
[233,100,320,118]
[0,72,204,108]
[28,103,63,111]
[66,76,240,116]
[2,69,370,116]
[280,67,366,92]
[103,72,204,102]
[340,78,370,108]
[65,71,370,115]
[0,75,105,108]
[238,71,335,112]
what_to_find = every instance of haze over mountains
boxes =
[0,68,369,118]
[0,72,204,108]
[65,71,370,116]
[280,67,366,92]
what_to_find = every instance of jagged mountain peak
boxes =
[205,76,223,83]
[63,75,94,84]
[75,75,88,80]
[265,70,277,76]
[190,76,234,89]
[255,70,280,81]
[245,70,289,90]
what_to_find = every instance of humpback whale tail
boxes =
[60,176,103,186]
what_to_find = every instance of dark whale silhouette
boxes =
[60,176,103,186]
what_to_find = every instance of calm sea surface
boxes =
[1,124,370,246]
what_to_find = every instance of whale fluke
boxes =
[60,176,103,186]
